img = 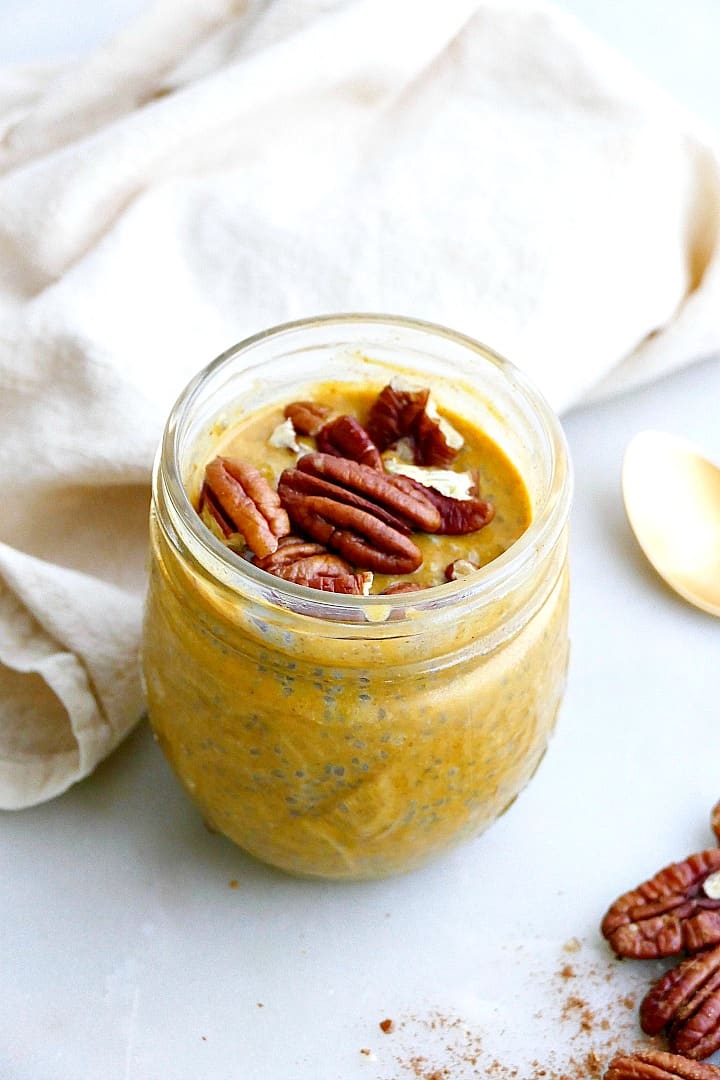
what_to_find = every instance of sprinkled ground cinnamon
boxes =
[378,939,651,1079]
[561,994,594,1033]
[585,1050,602,1073]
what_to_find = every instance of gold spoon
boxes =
[622,431,720,617]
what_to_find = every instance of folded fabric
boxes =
[1,0,719,809]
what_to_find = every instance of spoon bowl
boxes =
[622,430,720,617]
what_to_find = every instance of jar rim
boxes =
[157,313,572,621]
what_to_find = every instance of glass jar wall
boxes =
[142,315,572,880]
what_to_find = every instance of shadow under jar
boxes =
[142,315,572,880]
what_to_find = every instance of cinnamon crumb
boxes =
[407,1060,448,1080]
[585,1050,602,1077]
[229,879,238,888]
[563,995,587,1013]
[380,1018,395,1033]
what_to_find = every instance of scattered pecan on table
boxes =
[604,1049,720,1079]
[640,942,720,1060]
[712,801,720,845]
[601,850,720,959]
[200,457,290,557]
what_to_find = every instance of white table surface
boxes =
[2,4,719,1080]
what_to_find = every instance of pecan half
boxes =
[277,454,441,574]
[366,381,463,467]
[283,401,330,436]
[199,482,235,539]
[294,454,441,532]
[602,850,720,959]
[315,415,383,469]
[413,406,461,467]
[640,943,720,1060]
[366,382,429,451]
[399,476,495,535]
[254,537,372,594]
[604,1049,720,1079]
[201,457,290,558]
[277,465,411,535]
[712,801,720,845]
[279,490,422,574]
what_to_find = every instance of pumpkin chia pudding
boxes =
[142,316,572,880]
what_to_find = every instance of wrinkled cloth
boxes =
[1,0,719,808]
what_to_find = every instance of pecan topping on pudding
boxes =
[283,400,331,436]
[366,380,463,467]
[194,378,521,592]
[277,454,441,574]
[380,581,423,595]
[295,454,441,530]
[366,382,429,453]
[412,480,496,534]
[315,414,383,469]
[254,537,372,594]
[413,401,463,467]
[200,457,290,557]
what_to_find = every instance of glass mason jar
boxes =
[142,315,572,880]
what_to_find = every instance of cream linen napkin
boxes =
[1,0,719,809]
